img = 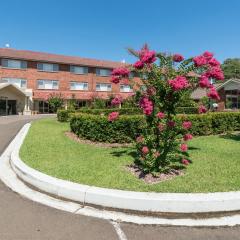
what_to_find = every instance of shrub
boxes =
[176,107,198,114]
[70,113,145,143]
[70,112,240,143]
[77,107,141,115]
[57,109,74,122]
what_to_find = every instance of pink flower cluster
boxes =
[133,47,156,70]
[184,133,193,141]
[136,136,144,143]
[146,87,157,96]
[182,159,190,165]
[207,86,220,100]
[108,112,119,122]
[173,54,184,62]
[180,143,188,152]
[193,51,224,82]
[199,75,211,88]
[168,76,189,91]
[111,67,130,84]
[156,112,165,119]
[168,120,176,128]
[142,146,149,155]
[139,97,153,115]
[111,96,122,106]
[198,105,207,114]
[182,121,192,130]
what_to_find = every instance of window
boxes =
[70,82,88,90]
[1,77,27,88]
[120,84,133,93]
[96,68,111,77]
[37,63,59,72]
[70,65,88,74]
[37,80,59,90]
[96,83,112,91]
[1,59,27,69]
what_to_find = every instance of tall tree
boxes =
[221,58,240,79]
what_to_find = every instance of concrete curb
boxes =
[10,123,240,214]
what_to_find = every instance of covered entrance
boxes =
[0,83,29,116]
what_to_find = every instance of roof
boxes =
[216,79,240,90]
[191,88,207,100]
[0,48,126,69]
[0,83,27,96]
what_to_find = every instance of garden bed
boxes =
[20,118,240,193]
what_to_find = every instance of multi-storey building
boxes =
[0,48,139,115]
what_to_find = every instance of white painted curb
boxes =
[10,123,240,213]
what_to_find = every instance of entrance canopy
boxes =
[0,83,27,97]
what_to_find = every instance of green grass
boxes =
[20,118,240,193]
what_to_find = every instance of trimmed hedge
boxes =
[70,114,145,143]
[58,107,198,122]
[70,112,240,143]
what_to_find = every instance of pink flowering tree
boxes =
[109,45,224,173]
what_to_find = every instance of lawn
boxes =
[20,118,240,193]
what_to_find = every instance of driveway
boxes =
[0,115,239,240]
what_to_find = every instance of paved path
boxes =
[0,115,240,240]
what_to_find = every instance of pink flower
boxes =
[133,60,144,69]
[168,121,175,128]
[198,105,207,114]
[207,86,220,100]
[184,133,193,141]
[153,151,160,158]
[208,58,220,67]
[156,112,165,119]
[158,123,165,131]
[142,146,149,155]
[180,143,188,152]
[206,66,224,80]
[181,159,190,165]
[168,76,189,91]
[111,67,130,78]
[182,121,192,130]
[111,76,120,84]
[199,75,211,88]
[193,55,207,67]
[173,54,184,62]
[108,112,119,122]
[203,51,214,60]
[140,50,157,64]
[136,136,144,143]
[139,97,154,116]
[111,96,122,106]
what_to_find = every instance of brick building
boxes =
[0,48,139,115]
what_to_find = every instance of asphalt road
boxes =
[0,115,239,240]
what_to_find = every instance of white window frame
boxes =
[37,63,59,72]
[1,59,27,69]
[70,82,88,91]
[120,84,133,93]
[96,83,112,92]
[37,80,59,90]
[70,65,88,75]
[1,77,27,89]
[96,68,111,77]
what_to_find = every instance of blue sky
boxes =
[1,0,240,63]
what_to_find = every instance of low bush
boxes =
[57,109,75,122]
[70,112,240,143]
[176,107,199,114]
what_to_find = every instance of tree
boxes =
[221,58,240,79]
[108,45,224,174]
[47,93,64,113]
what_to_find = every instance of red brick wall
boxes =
[0,59,141,100]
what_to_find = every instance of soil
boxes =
[65,131,132,148]
[126,164,184,184]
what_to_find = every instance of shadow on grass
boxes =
[220,133,240,142]
[188,146,201,151]
[110,149,137,158]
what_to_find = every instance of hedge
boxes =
[58,107,199,122]
[69,112,240,143]
[70,114,145,143]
